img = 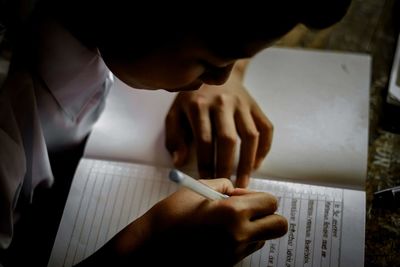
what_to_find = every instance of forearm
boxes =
[74,214,153,267]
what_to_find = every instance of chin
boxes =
[167,82,203,92]
[119,76,203,92]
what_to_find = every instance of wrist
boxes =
[78,213,155,266]
[232,59,250,80]
[112,212,154,256]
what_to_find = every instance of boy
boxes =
[0,1,351,266]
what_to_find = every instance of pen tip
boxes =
[169,169,183,183]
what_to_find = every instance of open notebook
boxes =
[48,47,371,267]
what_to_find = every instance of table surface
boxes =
[276,0,400,266]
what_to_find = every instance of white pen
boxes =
[169,169,229,200]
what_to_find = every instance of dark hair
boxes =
[296,0,352,29]
[44,0,352,59]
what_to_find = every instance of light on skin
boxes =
[101,36,272,92]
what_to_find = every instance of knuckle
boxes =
[197,130,212,145]
[255,192,278,212]
[217,201,253,244]
[215,93,232,107]
[220,200,245,218]
[188,95,208,113]
[243,129,259,141]
[217,132,237,147]
[261,119,274,132]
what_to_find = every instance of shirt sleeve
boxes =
[0,89,26,249]
[0,68,54,250]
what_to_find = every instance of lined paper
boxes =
[237,180,344,267]
[48,159,364,267]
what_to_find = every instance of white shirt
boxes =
[0,19,112,249]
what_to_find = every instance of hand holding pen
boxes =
[85,171,288,266]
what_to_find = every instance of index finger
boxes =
[235,109,259,188]
[252,106,273,169]
[236,192,279,218]
[214,105,237,179]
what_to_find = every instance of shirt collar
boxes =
[35,19,109,121]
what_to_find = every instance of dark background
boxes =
[276,0,400,265]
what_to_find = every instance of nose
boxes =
[199,64,234,85]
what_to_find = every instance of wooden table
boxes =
[277,0,400,265]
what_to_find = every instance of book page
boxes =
[48,159,364,267]
[244,48,370,190]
